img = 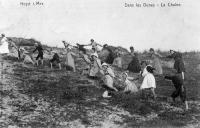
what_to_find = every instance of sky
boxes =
[0,0,200,51]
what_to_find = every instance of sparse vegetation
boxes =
[0,37,200,128]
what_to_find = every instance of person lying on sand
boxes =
[100,63,118,98]
[164,74,189,110]
[50,51,61,70]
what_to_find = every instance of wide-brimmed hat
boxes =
[102,63,109,67]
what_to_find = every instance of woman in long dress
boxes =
[88,52,102,78]
[0,34,9,54]
[0,34,10,66]
[113,52,122,68]
[65,48,77,72]
[149,48,163,75]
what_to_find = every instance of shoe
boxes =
[102,91,111,98]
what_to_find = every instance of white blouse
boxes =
[140,66,156,89]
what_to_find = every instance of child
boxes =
[140,63,157,99]
[121,72,138,94]
[50,51,61,70]
[33,42,44,66]
[164,75,188,110]
[88,52,102,79]
[100,63,118,98]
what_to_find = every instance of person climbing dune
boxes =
[100,63,118,98]
[149,48,163,75]
[33,42,44,66]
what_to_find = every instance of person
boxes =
[0,34,10,70]
[65,48,77,72]
[76,43,87,54]
[149,48,163,75]
[121,72,138,94]
[100,63,118,98]
[167,50,184,78]
[140,62,157,99]
[8,38,21,59]
[86,39,103,52]
[100,44,115,64]
[112,52,122,68]
[0,34,10,54]
[21,48,35,65]
[62,41,74,49]
[127,46,141,73]
[166,49,188,110]
[33,42,44,66]
[164,75,188,110]
[80,52,91,75]
[88,52,102,79]
[50,51,61,70]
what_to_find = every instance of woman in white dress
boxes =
[140,62,157,99]
[0,34,10,69]
[0,34,10,54]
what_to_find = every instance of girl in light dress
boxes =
[140,61,157,99]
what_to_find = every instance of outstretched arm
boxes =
[97,43,103,47]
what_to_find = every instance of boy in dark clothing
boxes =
[33,43,44,66]
[50,52,61,70]
[164,75,188,110]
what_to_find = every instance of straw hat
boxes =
[102,63,109,67]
